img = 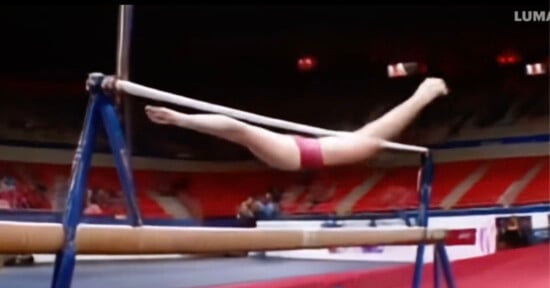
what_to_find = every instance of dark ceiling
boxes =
[0,5,547,160]
[0,5,547,83]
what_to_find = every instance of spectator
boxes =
[0,176,16,193]
[84,201,102,215]
[237,197,256,227]
[83,189,102,215]
[0,199,10,209]
[237,197,255,220]
[259,192,279,219]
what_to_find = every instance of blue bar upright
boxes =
[51,73,143,288]
[412,152,434,288]
[51,73,103,288]
[98,93,142,227]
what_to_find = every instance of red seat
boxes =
[353,167,418,213]
[309,169,370,214]
[455,157,541,208]
[187,172,275,218]
[514,162,550,205]
[430,160,483,208]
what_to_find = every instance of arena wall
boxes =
[257,210,549,263]
[0,139,547,172]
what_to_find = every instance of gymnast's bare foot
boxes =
[145,105,182,125]
[415,77,449,102]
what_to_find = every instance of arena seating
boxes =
[185,172,276,218]
[352,166,419,212]
[0,155,548,219]
[514,161,550,205]
[454,157,542,208]
[430,160,484,208]
[0,161,170,218]
[275,168,360,215]
[308,169,367,214]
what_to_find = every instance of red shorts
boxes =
[292,135,324,169]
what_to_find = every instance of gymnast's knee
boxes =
[214,115,250,140]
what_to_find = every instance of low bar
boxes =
[112,78,429,154]
[0,221,447,255]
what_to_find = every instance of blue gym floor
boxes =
[0,257,403,288]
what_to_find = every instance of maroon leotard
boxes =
[292,135,324,169]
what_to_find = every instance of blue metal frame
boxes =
[412,153,432,288]
[411,153,457,288]
[50,73,143,288]
[434,245,441,288]
[437,242,457,288]
[98,95,142,226]
[49,72,457,288]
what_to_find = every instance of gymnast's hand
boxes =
[145,105,180,125]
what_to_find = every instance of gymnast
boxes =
[145,77,448,171]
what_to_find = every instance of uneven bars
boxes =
[0,221,446,255]
[116,5,134,156]
[116,6,132,86]
[108,78,429,154]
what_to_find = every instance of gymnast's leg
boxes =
[354,77,448,140]
[145,77,448,170]
[318,77,449,166]
[145,106,302,170]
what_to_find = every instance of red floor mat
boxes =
[214,244,549,288]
